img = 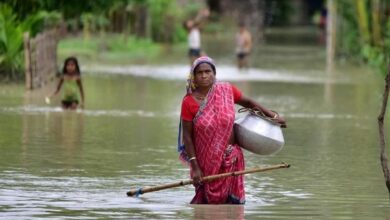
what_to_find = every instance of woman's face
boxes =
[194,63,215,88]
[66,61,76,74]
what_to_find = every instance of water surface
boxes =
[1,30,390,219]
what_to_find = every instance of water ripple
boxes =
[0,105,164,118]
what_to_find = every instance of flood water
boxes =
[1,29,390,219]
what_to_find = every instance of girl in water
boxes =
[50,57,85,109]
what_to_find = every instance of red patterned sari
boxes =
[190,82,245,204]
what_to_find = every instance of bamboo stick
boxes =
[127,163,290,197]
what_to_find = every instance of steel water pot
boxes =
[234,111,285,155]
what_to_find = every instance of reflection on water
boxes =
[192,205,245,220]
[3,106,160,118]
[19,108,84,174]
[1,44,390,219]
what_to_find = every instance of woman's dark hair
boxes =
[62,56,81,75]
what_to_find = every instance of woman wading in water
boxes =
[178,56,286,204]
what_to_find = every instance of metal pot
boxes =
[234,112,285,155]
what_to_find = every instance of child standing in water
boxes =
[50,57,85,110]
[236,22,252,69]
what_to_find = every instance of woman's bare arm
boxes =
[76,77,85,107]
[182,120,203,185]
[52,77,64,96]
[237,96,287,127]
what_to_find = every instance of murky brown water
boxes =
[1,28,390,219]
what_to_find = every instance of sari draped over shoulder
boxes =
[186,82,245,204]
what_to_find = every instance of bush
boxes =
[149,0,187,43]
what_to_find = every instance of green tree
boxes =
[337,0,390,74]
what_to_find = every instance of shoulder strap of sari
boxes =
[193,82,217,123]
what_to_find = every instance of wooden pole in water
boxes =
[127,163,290,197]
[23,32,32,90]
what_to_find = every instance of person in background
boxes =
[183,8,210,64]
[50,57,85,110]
[312,7,327,44]
[236,22,252,69]
[178,56,286,204]
[318,7,327,44]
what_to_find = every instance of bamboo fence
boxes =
[24,30,58,90]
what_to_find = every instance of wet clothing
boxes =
[237,52,249,60]
[62,78,79,102]
[62,100,79,108]
[179,82,246,204]
[188,48,201,57]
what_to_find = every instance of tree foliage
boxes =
[0,4,24,79]
[337,0,390,74]
[0,3,62,79]
[0,0,192,79]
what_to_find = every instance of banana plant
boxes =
[0,3,61,79]
[0,4,24,79]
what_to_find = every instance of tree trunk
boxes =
[253,0,265,43]
[231,0,265,43]
[326,0,337,67]
[134,5,149,38]
[354,0,371,44]
[378,65,390,197]
[371,0,382,46]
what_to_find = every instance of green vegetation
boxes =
[0,4,61,80]
[58,34,187,65]
[3,0,390,80]
[0,0,199,80]
[337,0,390,75]
[0,4,24,79]
[149,0,186,43]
